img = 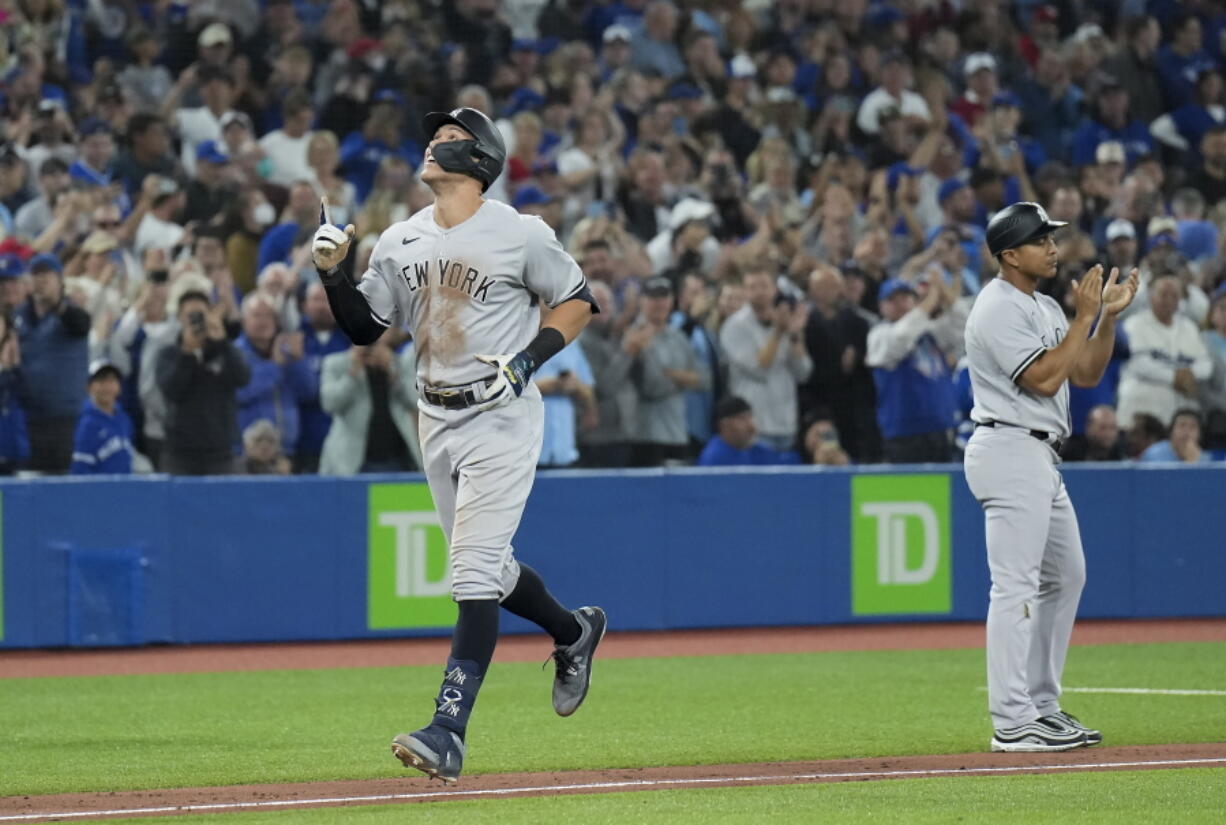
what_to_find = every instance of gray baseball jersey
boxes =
[964,277,1071,438]
[357,199,588,390]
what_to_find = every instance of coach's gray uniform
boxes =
[357,199,589,601]
[963,277,1087,730]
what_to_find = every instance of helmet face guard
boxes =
[422,108,506,192]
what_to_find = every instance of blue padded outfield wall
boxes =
[0,465,1224,648]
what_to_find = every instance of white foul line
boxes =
[1062,687,1226,697]
[3,757,1226,822]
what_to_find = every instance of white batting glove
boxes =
[312,223,356,271]
[475,352,532,411]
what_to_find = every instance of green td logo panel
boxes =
[368,483,457,629]
[851,474,951,616]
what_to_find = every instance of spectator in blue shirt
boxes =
[15,253,90,473]
[234,292,314,458]
[697,396,801,467]
[630,1,686,81]
[256,181,320,272]
[0,306,28,473]
[295,283,350,473]
[338,90,423,203]
[1070,77,1156,168]
[1139,409,1212,463]
[70,360,135,474]
[924,179,988,275]
[536,339,597,468]
[1156,13,1219,109]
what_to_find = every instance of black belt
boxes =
[976,420,1064,452]
[420,379,494,410]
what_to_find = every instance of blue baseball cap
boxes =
[878,277,917,302]
[371,88,406,106]
[512,186,554,210]
[78,117,113,137]
[195,140,229,165]
[667,81,703,101]
[0,253,25,279]
[503,87,545,117]
[991,91,1021,109]
[511,38,538,53]
[886,162,921,192]
[28,252,62,274]
[937,177,968,204]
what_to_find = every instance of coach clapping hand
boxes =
[1070,264,1104,319]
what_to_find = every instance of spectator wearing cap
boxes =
[1102,16,1165,125]
[134,177,186,258]
[1117,275,1211,431]
[1139,409,1211,463]
[69,118,118,192]
[1157,13,1218,110]
[801,264,880,463]
[70,360,136,474]
[1171,188,1220,263]
[598,24,634,81]
[1151,68,1226,159]
[259,89,316,188]
[1018,6,1060,69]
[1189,124,1226,205]
[294,282,349,473]
[625,275,709,465]
[1123,216,1208,325]
[15,158,69,241]
[696,53,761,170]
[631,1,685,81]
[338,89,423,204]
[16,100,76,174]
[257,180,320,272]
[950,53,1000,128]
[235,292,313,459]
[646,197,719,277]
[1016,50,1084,163]
[183,141,234,226]
[970,93,1047,177]
[1070,77,1155,168]
[865,275,962,464]
[720,267,811,452]
[856,51,931,137]
[0,305,27,473]
[696,396,801,467]
[535,338,597,468]
[512,186,561,231]
[924,178,989,275]
[167,65,239,177]
[114,114,179,198]
[156,287,250,475]
[117,28,173,113]
[14,253,90,473]
[0,254,29,313]
[1104,218,1140,271]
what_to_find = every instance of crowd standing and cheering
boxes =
[2,0,1226,476]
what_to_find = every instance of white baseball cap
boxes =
[1105,219,1136,242]
[602,24,632,44]
[668,197,715,231]
[198,22,232,48]
[964,52,997,77]
[1147,215,1178,238]
[1095,140,1126,165]
[729,53,756,79]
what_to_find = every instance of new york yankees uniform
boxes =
[963,277,1086,731]
[358,199,589,599]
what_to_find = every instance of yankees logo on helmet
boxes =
[423,108,507,192]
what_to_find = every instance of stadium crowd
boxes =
[1,0,1225,476]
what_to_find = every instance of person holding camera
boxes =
[719,267,811,452]
[155,287,250,475]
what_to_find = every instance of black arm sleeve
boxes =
[318,264,388,346]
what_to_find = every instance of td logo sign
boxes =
[368,483,457,629]
[851,475,951,615]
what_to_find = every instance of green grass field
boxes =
[3,641,1225,822]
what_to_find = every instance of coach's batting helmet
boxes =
[986,202,1068,257]
[422,107,506,192]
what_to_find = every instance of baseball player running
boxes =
[311,107,606,782]
[963,202,1137,753]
